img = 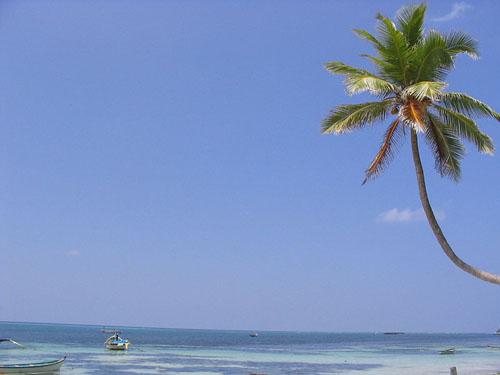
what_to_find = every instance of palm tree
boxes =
[322,3,500,284]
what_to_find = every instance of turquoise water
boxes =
[1,322,500,374]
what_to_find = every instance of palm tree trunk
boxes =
[410,130,500,285]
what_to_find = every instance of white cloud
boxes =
[66,249,81,257]
[432,2,472,22]
[377,208,445,223]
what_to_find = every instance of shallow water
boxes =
[1,322,500,374]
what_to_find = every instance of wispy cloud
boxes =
[66,249,81,257]
[377,208,445,223]
[432,2,472,22]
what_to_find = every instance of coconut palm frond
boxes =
[353,29,386,51]
[324,61,371,76]
[322,101,392,134]
[344,76,396,96]
[410,31,452,82]
[359,54,399,84]
[439,92,500,121]
[397,3,427,46]
[410,31,478,83]
[425,113,464,181]
[433,105,494,154]
[363,119,403,183]
[325,61,396,95]
[375,13,412,84]
[444,31,479,59]
[403,81,447,101]
[360,54,387,67]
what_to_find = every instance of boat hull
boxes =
[106,342,129,351]
[439,349,456,355]
[0,358,65,374]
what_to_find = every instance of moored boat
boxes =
[439,348,455,355]
[105,333,130,351]
[0,338,24,348]
[0,357,65,374]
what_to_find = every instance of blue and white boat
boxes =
[105,333,130,351]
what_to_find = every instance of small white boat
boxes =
[249,332,258,338]
[105,333,130,351]
[496,329,500,335]
[101,328,117,334]
[0,357,65,374]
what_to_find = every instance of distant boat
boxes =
[439,348,456,355]
[101,327,122,334]
[105,333,130,350]
[496,329,500,335]
[383,332,405,335]
[249,332,258,337]
[0,357,65,373]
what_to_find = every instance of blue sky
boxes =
[0,0,499,333]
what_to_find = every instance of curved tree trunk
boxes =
[410,130,500,285]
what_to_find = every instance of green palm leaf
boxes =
[375,13,412,84]
[410,31,478,83]
[325,62,396,95]
[410,31,452,82]
[403,81,447,101]
[444,31,478,59]
[433,105,494,154]
[397,3,426,46]
[359,54,399,83]
[439,92,500,121]
[322,101,392,134]
[353,29,386,51]
[425,114,464,181]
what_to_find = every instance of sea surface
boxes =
[0,322,500,374]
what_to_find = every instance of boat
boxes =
[496,329,500,335]
[383,332,405,335]
[0,338,24,348]
[105,333,130,350]
[249,332,258,337]
[0,357,65,374]
[101,327,121,334]
[439,348,456,355]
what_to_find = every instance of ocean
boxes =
[0,322,499,374]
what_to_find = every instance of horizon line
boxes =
[0,320,494,336]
